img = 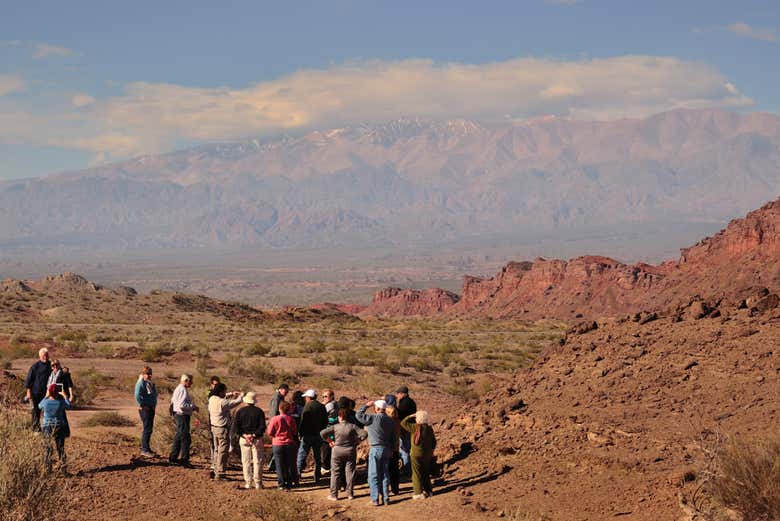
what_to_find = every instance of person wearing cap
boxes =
[169,373,199,466]
[234,391,266,489]
[401,410,437,499]
[208,383,244,479]
[296,389,328,484]
[38,383,71,472]
[395,385,417,475]
[25,347,52,431]
[267,400,298,490]
[134,366,158,458]
[356,399,397,506]
[320,405,367,501]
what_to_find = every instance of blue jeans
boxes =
[399,432,411,473]
[367,446,391,503]
[296,434,323,482]
[273,444,297,488]
[138,406,155,452]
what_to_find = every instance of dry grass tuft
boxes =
[710,435,780,520]
[82,411,135,428]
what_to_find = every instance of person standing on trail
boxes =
[400,410,437,499]
[47,359,75,402]
[207,375,221,467]
[169,374,198,467]
[208,383,243,480]
[320,389,336,472]
[39,383,71,473]
[234,391,266,489]
[267,400,298,490]
[296,389,328,484]
[25,347,52,431]
[384,404,401,496]
[134,366,158,458]
[267,382,289,472]
[356,399,396,506]
[395,385,417,474]
[320,405,367,501]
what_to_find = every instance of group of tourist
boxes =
[24,347,76,472]
[24,350,437,505]
[137,372,437,504]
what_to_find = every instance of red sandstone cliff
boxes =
[359,196,780,320]
[358,287,460,318]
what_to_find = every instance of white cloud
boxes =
[727,22,777,42]
[32,43,74,59]
[71,93,96,107]
[0,55,754,161]
[0,74,24,96]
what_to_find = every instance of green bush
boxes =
[242,342,270,357]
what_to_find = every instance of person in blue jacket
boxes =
[134,366,158,457]
[39,383,71,473]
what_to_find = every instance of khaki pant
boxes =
[211,426,229,477]
[239,436,264,487]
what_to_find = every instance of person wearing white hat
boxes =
[356,398,397,506]
[296,389,328,484]
[234,391,266,489]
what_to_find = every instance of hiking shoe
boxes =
[326,495,338,501]
[369,501,380,507]
[244,483,252,489]
[412,494,425,500]
[254,483,263,489]
[179,460,194,469]
[347,496,354,501]
[140,450,155,458]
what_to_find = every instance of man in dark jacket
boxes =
[25,347,52,431]
[267,383,289,471]
[296,389,328,483]
[395,385,417,474]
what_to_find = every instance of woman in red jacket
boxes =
[266,400,298,490]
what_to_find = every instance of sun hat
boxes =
[395,385,409,394]
[243,391,257,404]
[374,399,387,410]
[303,389,317,399]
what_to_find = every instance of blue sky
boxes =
[1,0,778,179]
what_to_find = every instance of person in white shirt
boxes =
[208,382,243,479]
[168,374,198,466]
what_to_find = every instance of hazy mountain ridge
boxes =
[2,108,779,251]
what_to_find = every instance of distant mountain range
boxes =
[1,108,779,252]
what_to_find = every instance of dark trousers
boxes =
[31,394,44,431]
[330,446,356,498]
[169,414,191,462]
[296,434,323,482]
[273,444,296,488]
[139,406,155,452]
[42,425,66,471]
[389,451,400,494]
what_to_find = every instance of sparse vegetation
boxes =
[82,412,135,428]
[710,435,780,520]
[249,489,312,521]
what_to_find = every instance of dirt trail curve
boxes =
[63,391,493,521]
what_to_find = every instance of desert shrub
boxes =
[333,351,358,375]
[242,342,270,357]
[710,435,780,520]
[443,377,478,401]
[0,407,64,520]
[82,412,135,428]
[58,329,88,351]
[505,510,550,521]
[376,358,401,375]
[141,346,161,362]
[410,355,440,373]
[301,339,326,354]
[75,367,113,406]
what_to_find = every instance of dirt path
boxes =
[62,391,490,521]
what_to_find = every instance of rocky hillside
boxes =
[363,196,780,320]
[358,287,460,318]
[1,108,780,252]
[439,295,780,519]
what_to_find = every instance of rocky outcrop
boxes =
[450,256,669,319]
[359,287,460,318]
[358,196,780,320]
[27,272,102,293]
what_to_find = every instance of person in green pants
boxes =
[400,410,436,499]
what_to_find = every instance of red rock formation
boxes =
[358,196,780,320]
[359,287,460,318]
